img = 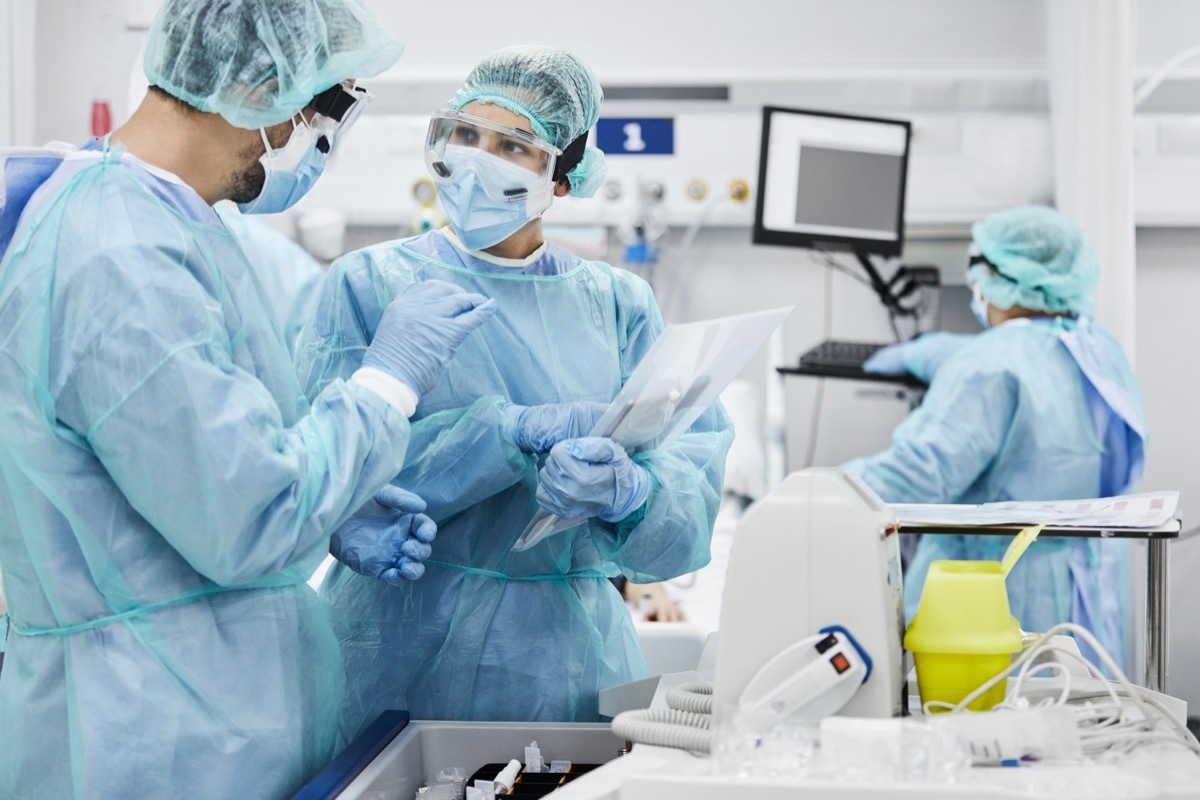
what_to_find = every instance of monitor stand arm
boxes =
[855,252,940,321]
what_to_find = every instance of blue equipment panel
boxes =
[291,711,410,799]
[595,118,675,155]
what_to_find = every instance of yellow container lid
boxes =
[904,560,1023,655]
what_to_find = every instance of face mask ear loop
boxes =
[260,117,303,163]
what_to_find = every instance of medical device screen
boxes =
[753,106,911,257]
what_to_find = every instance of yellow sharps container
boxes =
[904,560,1024,712]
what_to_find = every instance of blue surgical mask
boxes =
[237,119,327,215]
[433,145,553,251]
[970,286,991,329]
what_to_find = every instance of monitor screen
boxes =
[753,106,911,257]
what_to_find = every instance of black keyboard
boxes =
[797,339,889,370]
[777,339,926,387]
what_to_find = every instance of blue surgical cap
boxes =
[970,205,1098,315]
[449,45,607,198]
[144,0,403,130]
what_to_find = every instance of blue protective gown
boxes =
[214,202,324,356]
[0,142,412,799]
[845,317,1146,666]
[297,229,733,735]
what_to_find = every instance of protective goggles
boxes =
[307,81,374,155]
[424,109,561,198]
[967,245,1018,287]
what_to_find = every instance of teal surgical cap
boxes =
[970,205,1098,315]
[449,45,607,198]
[144,0,403,130]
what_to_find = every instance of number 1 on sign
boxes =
[622,123,646,152]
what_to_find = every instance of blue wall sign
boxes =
[595,117,675,155]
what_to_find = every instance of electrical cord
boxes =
[801,257,835,469]
[814,250,914,343]
[924,622,1200,759]
[617,624,1199,765]
[815,253,873,287]
[886,307,903,342]
[1134,44,1200,108]
[657,188,734,322]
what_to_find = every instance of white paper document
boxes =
[512,305,795,552]
[889,491,1180,530]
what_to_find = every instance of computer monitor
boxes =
[752,106,912,257]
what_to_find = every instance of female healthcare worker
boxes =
[298,46,734,736]
[846,205,1147,668]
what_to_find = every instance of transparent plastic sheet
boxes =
[405,766,468,799]
[712,713,971,784]
[928,707,1084,765]
[818,717,970,783]
[511,306,794,552]
[712,717,820,780]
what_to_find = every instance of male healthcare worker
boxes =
[297,46,734,737]
[847,205,1146,667]
[0,2,497,798]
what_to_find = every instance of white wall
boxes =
[28,0,1200,140]
[364,0,1046,75]
[26,0,1051,150]
[0,0,35,146]
[1137,0,1200,64]
[30,0,143,146]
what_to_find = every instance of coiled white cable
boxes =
[925,622,1200,758]
[665,682,714,714]
[611,680,718,754]
[610,708,713,754]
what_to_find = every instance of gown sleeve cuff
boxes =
[351,367,418,418]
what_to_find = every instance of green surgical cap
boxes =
[144,0,403,130]
[970,205,1098,315]
[450,45,607,198]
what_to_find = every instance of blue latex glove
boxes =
[862,332,976,384]
[536,437,650,523]
[362,279,497,398]
[330,485,437,586]
[503,401,609,454]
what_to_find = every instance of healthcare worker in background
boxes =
[0,1,499,797]
[298,45,734,736]
[847,205,1146,668]
[215,202,326,356]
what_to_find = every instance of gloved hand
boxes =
[362,279,497,398]
[503,401,609,454]
[536,437,650,523]
[330,485,437,586]
[862,332,976,384]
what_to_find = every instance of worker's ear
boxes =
[553,178,571,198]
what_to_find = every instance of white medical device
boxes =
[712,468,906,726]
[738,627,871,725]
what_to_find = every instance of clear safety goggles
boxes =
[424,109,561,198]
[307,81,374,155]
[966,244,1017,288]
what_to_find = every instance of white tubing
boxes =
[611,708,713,754]
[665,682,714,714]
